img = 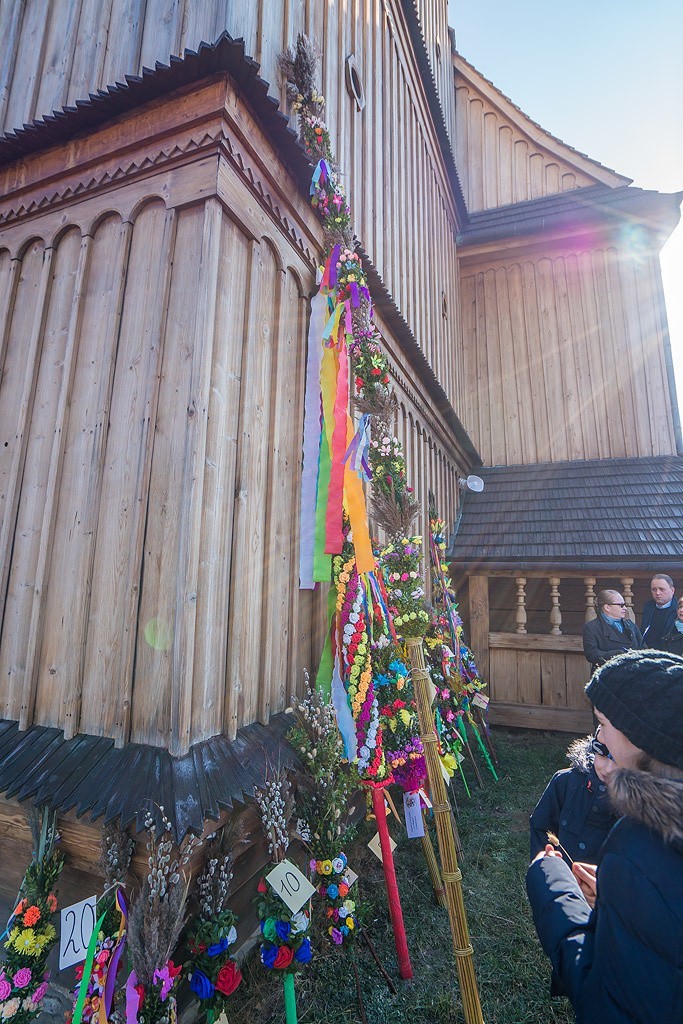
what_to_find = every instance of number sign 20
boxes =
[59,895,97,970]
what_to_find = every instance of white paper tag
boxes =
[457,750,465,764]
[427,678,437,706]
[345,867,359,888]
[216,1015,229,1024]
[418,787,432,809]
[472,692,489,709]
[368,831,396,862]
[266,860,316,914]
[59,895,98,970]
[403,791,425,838]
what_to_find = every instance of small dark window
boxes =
[442,291,448,319]
[345,54,366,112]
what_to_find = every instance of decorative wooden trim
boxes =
[489,632,583,653]
[488,701,593,734]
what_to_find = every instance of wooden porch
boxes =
[460,571,655,732]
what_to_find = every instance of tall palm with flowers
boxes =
[0,807,63,1023]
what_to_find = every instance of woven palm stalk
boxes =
[405,636,484,1024]
[420,823,446,908]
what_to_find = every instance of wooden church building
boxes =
[0,0,679,904]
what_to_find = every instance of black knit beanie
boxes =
[585,649,683,769]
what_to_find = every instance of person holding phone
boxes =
[526,649,683,1023]
[529,731,617,864]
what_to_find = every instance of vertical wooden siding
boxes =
[0,0,462,411]
[460,249,677,466]
[453,72,622,213]
[0,214,463,755]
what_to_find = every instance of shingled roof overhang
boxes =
[0,713,297,842]
[457,184,682,251]
[447,456,683,573]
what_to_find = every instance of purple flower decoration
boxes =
[330,928,343,945]
[13,967,32,989]
[0,977,11,1001]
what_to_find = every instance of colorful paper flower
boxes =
[274,920,291,942]
[260,943,278,969]
[189,969,214,1000]
[293,938,312,963]
[12,968,32,988]
[272,945,294,970]
[0,978,11,1001]
[22,906,40,927]
[215,961,242,996]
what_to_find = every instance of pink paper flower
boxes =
[31,981,49,1004]
[13,967,32,988]
[0,977,11,1001]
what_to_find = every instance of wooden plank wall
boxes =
[460,249,677,466]
[452,59,625,212]
[0,106,466,755]
[0,195,319,752]
[0,0,463,413]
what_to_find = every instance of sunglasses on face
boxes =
[588,734,611,758]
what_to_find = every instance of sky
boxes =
[447,0,683,409]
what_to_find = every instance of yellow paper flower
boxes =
[441,753,457,778]
[12,927,39,955]
[320,860,333,876]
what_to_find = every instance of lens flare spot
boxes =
[144,618,172,651]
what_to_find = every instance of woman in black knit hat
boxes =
[526,649,683,1024]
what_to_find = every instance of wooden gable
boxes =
[454,52,631,212]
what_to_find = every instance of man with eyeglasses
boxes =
[583,589,643,672]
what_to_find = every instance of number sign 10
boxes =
[265,860,316,914]
[59,895,98,970]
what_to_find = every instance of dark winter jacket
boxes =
[659,626,683,656]
[530,738,617,863]
[527,767,683,1023]
[582,615,643,669]
[641,599,677,650]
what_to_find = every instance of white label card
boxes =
[59,895,97,970]
[472,692,489,709]
[266,860,316,914]
[418,787,432,809]
[345,868,359,888]
[367,831,396,863]
[427,678,437,706]
[216,1015,230,1024]
[403,791,425,838]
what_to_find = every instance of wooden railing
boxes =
[467,573,649,733]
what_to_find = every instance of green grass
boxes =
[222,729,577,1024]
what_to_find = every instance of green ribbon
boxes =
[71,909,107,1024]
[313,428,332,583]
[468,712,499,781]
[283,972,298,1024]
[315,585,337,699]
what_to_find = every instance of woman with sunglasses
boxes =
[582,589,643,673]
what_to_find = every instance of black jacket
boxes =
[530,738,617,863]
[661,627,683,656]
[527,768,683,1023]
[641,599,678,649]
[582,615,643,668]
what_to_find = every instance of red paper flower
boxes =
[215,960,242,996]
[23,905,41,926]
[272,946,294,970]
[134,984,145,1011]
[167,960,182,979]
[257,878,268,893]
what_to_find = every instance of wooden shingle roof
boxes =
[448,455,683,572]
[0,714,297,842]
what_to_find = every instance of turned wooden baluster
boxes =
[620,577,636,622]
[549,577,562,635]
[515,577,527,634]
[584,577,597,621]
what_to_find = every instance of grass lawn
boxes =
[223,728,578,1024]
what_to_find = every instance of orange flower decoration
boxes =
[23,905,41,927]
